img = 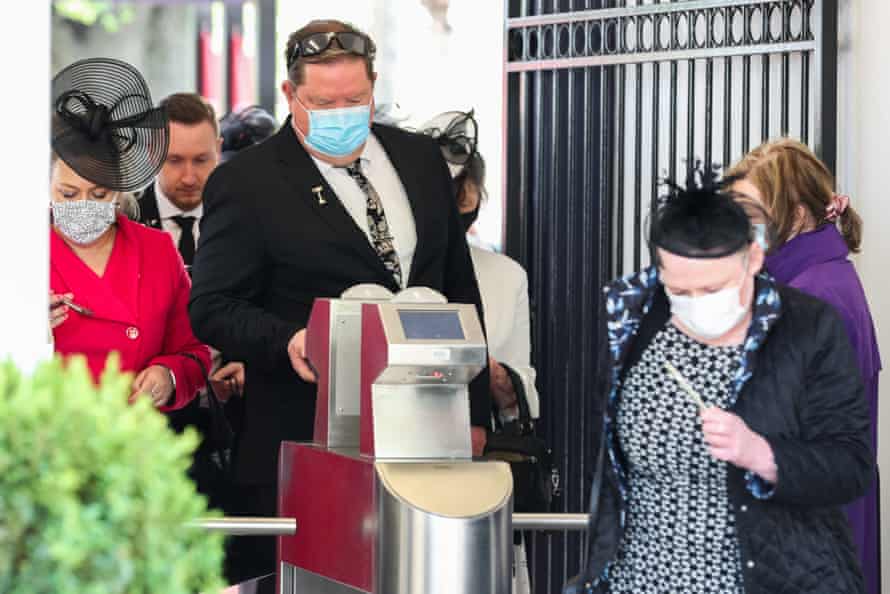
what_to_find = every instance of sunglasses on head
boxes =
[288,32,376,70]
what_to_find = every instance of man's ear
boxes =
[281,79,295,102]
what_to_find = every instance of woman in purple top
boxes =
[729,138,882,594]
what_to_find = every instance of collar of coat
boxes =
[600,266,783,501]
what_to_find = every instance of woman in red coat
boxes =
[49,58,209,410]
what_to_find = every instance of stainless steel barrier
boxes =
[190,514,586,536]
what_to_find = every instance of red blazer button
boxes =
[126,327,140,340]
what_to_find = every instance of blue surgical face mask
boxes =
[294,94,371,158]
[753,223,769,251]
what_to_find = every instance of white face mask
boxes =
[665,260,750,340]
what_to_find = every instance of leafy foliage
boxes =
[54,1,135,33]
[0,356,224,594]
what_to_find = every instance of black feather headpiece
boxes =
[650,161,752,259]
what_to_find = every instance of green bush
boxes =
[0,356,224,594]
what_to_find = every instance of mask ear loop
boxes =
[289,88,313,143]
[737,250,757,312]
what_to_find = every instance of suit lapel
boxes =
[273,120,398,289]
[372,124,428,286]
[137,185,163,229]
[50,220,138,326]
[114,218,142,322]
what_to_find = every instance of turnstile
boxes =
[277,288,513,594]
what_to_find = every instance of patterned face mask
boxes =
[52,199,117,245]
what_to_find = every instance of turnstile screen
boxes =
[398,310,464,340]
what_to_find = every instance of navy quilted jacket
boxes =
[567,269,874,594]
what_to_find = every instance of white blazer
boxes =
[470,246,540,418]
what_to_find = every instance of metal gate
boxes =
[503,1,838,591]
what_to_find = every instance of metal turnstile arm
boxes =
[188,517,297,536]
[512,513,588,531]
[189,514,587,535]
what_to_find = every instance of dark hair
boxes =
[454,152,487,207]
[650,163,752,261]
[158,93,218,136]
[219,106,278,161]
[285,20,375,86]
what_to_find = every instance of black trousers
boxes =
[223,483,278,585]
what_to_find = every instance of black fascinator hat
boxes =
[219,105,278,162]
[650,162,752,260]
[420,110,478,167]
[51,58,169,191]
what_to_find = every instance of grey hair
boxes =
[117,192,141,221]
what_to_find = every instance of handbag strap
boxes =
[178,352,226,414]
[178,352,234,461]
[502,363,534,430]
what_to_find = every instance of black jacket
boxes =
[570,269,874,594]
[188,119,489,485]
[136,184,163,231]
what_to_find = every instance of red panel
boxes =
[278,443,375,591]
[228,31,244,110]
[198,30,223,113]
[305,299,332,446]
[228,30,257,111]
[360,305,389,457]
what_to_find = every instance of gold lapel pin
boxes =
[311,185,327,206]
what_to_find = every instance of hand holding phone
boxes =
[49,292,73,329]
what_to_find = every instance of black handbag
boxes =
[173,352,235,509]
[483,364,559,513]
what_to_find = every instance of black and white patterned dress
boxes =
[607,323,745,594]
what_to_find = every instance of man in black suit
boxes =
[188,19,496,581]
[139,94,218,266]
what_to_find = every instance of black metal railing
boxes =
[503,1,837,592]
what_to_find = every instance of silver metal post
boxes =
[189,517,297,536]
[511,513,588,531]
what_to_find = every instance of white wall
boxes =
[838,1,890,589]
[0,4,51,370]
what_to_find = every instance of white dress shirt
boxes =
[310,134,417,287]
[154,180,203,251]
[470,246,540,418]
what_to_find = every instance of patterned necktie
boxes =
[344,160,403,287]
[170,215,196,266]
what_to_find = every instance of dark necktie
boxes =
[344,160,403,287]
[170,215,196,266]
